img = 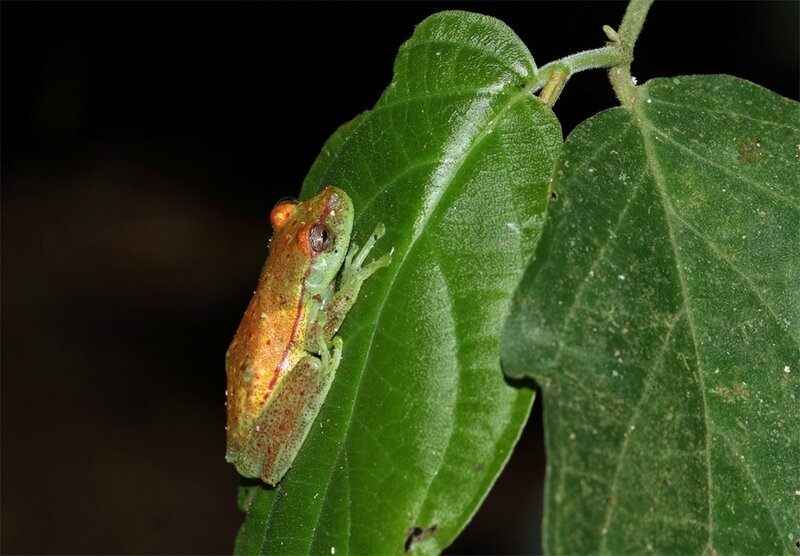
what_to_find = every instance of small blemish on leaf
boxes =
[404,524,438,553]
[549,191,559,201]
[474,462,485,473]
[736,139,763,164]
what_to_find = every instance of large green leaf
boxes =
[503,74,800,553]
[235,11,561,554]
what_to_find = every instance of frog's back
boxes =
[224,187,354,479]
[225,212,313,460]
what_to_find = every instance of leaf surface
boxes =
[503,74,800,554]
[235,11,561,554]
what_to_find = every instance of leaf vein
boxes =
[637,102,716,551]
[400,39,533,81]
[648,96,800,133]
[667,207,800,347]
[599,309,687,551]
[713,425,786,549]
[407,251,460,533]
[643,121,800,211]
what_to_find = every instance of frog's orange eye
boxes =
[308,223,333,254]
[270,199,299,231]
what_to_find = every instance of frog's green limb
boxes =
[317,223,392,340]
[339,223,392,294]
[329,336,343,374]
[316,322,342,374]
[347,222,386,274]
[229,357,322,482]
[252,343,340,485]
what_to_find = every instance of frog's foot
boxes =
[341,223,392,289]
[329,336,343,374]
[317,326,342,376]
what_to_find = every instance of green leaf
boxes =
[235,11,561,555]
[503,74,800,554]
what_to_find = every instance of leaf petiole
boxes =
[534,44,622,106]
[535,0,655,107]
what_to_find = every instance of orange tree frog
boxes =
[225,186,391,485]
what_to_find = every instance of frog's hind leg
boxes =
[256,337,342,485]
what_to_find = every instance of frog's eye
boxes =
[308,223,334,254]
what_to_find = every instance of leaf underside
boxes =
[235,11,562,555]
[503,75,800,554]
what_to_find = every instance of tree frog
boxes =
[225,186,391,485]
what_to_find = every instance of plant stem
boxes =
[533,0,653,108]
[608,0,655,106]
[536,46,624,88]
[534,45,623,106]
[617,0,654,48]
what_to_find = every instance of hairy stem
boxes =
[608,0,655,106]
[534,45,623,106]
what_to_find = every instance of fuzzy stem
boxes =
[608,0,655,106]
[534,45,623,97]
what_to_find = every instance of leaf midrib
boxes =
[634,85,789,550]
[640,106,800,347]
[634,90,716,552]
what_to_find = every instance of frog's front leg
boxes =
[251,334,342,485]
[314,223,392,343]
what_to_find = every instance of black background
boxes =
[2,2,797,554]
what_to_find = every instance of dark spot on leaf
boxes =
[404,523,438,552]
[794,538,800,552]
[736,138,763,164]
[661,478,670,488]
[549,191,559,201]
[474,462,484,473]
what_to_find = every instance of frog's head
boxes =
[282,186,354,295]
